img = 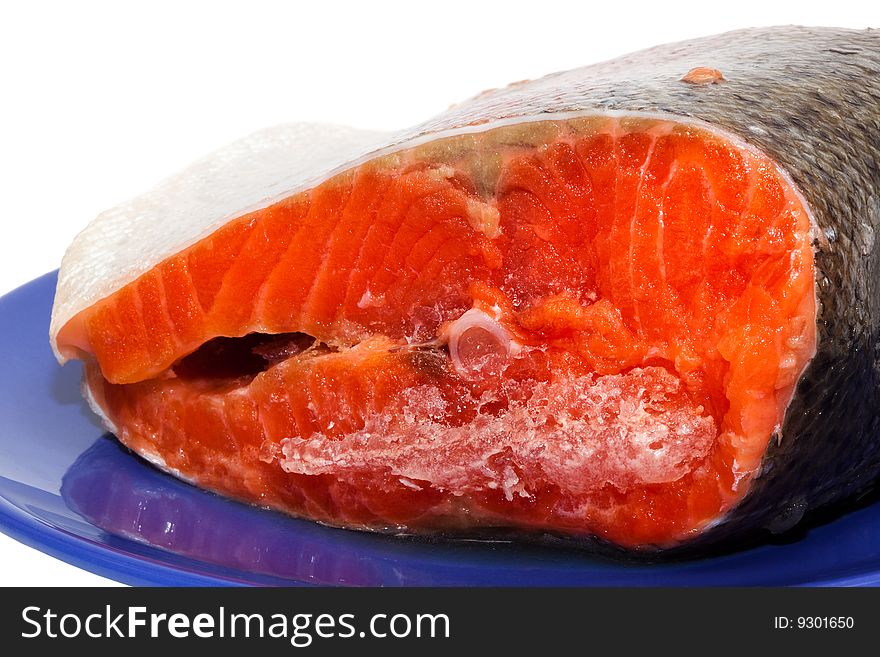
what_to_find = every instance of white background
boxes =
[0,1,875,586]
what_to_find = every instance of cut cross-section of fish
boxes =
[52,26,880,551]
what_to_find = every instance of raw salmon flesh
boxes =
[50,27,880,551]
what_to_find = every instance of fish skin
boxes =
[53,26,880,551]
[49,124,394,359]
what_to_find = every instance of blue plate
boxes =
[2,272,880,586]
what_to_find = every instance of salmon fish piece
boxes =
[51,26,880,551]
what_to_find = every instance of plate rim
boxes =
[0,494,249,586]
[3,270,880,587]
